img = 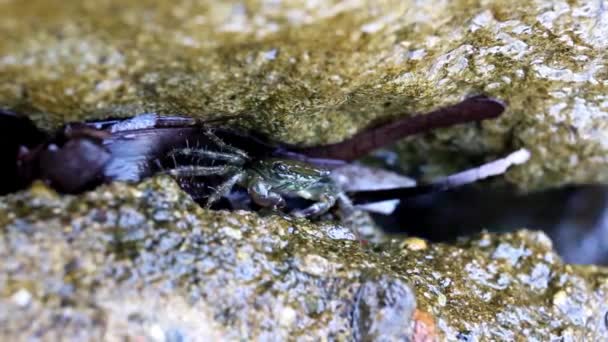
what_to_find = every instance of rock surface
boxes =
[1,178,607,340]
[2,1,608,340]
[0,0,607,190]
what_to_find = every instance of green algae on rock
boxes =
[0,0,607,191]
[1,177,608,340]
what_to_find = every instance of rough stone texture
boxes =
[393,232,608,341]
[1,178,607,340]
[0,0,607,191]
[2,1,608,340]
[0,178,417,341]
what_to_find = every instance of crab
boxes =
[168,153,341,217]
[157,129,341,217]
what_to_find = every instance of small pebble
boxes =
[401,237,428,251]
[552,289,567,307]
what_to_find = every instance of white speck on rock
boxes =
[220,226,243,240]
[360,14,396,34]
[492,243,531,266]
[324,225,356,241]
[510,23,532,35]
[533,59,603,84]
[518,263,551,290]
[148,324,165,342]
[263,48,278,60]
[408,48,426,60]
[469,10,495,32]
[536,2,571,31]
[446,55,469,74]
[570,98,608,148]
[573,0,608,48]
[95,79,123,92]
[428,44,473,80]
[548,102,568,122]
[219,4,250,33]
[329,74,343,84]
[481,32,529,60]
[464,261,508,291]
[11,289,32,307]
[279,306,297,327]
[298,254,340,277]
[361,21,384,34]
[484,82,501,91]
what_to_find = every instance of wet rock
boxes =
[0,1,606,190]
[1,1,608,339]
[1,178,607,340]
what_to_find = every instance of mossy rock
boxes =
[0,1,607,191]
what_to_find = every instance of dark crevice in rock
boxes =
[376,184,608,265]
[0,109,47,195]
[2,109,607,265]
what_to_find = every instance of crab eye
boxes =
[272,162,289,172]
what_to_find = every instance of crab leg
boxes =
[167,147,248,165]
[202,129,250,160]
[206,171,246,208]
[165,165,237,178]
